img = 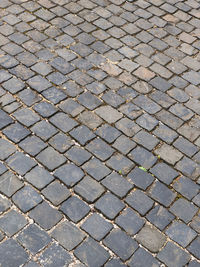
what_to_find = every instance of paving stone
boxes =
[42,87,67,104]
[128,167,154,190]
[0,239,28,267]
[0,93,15,107]
[70,125,95,145]
[187,236,200,259]
[188,260,200,267]
[0,162,7,176]
[59,98,84,117]
[102,172,133,198]
[104,77,123,91]
[48,132,73,153]
[17,224,51,255]
[0,170,23,197]
[133,66,155,81]
[33,101,57,118]
[38,243,72,267]
[6,151,36,176]
[116,208,145,235]
[150,90,175,108]
[133,130,159,150]
[41,181,69,207]
[36,147,66,171]
[0,194,11,213]
[18,88,41,106]
[185,98,200,115]
[125,189,154,215]
[175,157,200,178]
[82,158,111,181]
[0,110,13,130]
[150,163,178,185]
[154,143,183,165]
[31,62,52,76]
[136,224,166,253]
[147,204,175,231]
[3,122,30,143]
[3,102,21,114]
[133,95,161,115]
[149,76,172,92]
[177,124,200,142]
[128,247,160,267]
[136,113,158,131]
[0,55,18,69]
[102,91,125,108]
[0,138,16,160]
[115,118,141,137]
[95,124,121,144]
[157,241,190,267]
[168,87,189,103]
[74,176,105,203]
[1,0,200,263]
[182,70,200,85]
[47,72,67,85]
[54,163,84,187]
[31,120,58,141]
[2,77,25,94]
[174,136,198,157]
[149,180,176,207]
[106,153,134,175]
[169,198,198,223]
[169,103,194,121]
[86,138,115,161]
[112,135,136,155]
[95,106,123,124]
[95,192,125,220]
[19,136,47,157]
[51,221,85,251]
[165,221,197,247]
[75,237,110,267]
[49,112,78,133]
[153,124,178,144]
[25,166,54,190]
[12,185,42,212]
[77,92,102,110]
[156,110,183,130]
[65,145,92,166]
[193,193,200,207]
[68,70,93,86]
[105,259,126,267]
[78,110,103,129]
[27,75,51,92]
[23,261,40,267]
[86,81,106,94]
[81,213,112,241]
[169,76,189,89]
[60,196,90,223]
[128,146,157,169]
[0,209,27,237]
[173,176,199,200]
[29,201,62,230]
[0,70,11,84]
[103,229,138,261]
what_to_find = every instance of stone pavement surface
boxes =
[0,0,199,266]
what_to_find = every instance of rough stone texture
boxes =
[0,0,199,265]
[136,225,166,253]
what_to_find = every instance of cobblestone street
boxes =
[0,0,200,266]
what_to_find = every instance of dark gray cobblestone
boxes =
[0,0,199,266]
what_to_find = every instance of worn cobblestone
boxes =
[0,0,199,265]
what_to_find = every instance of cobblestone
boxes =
[0,0,199,265]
